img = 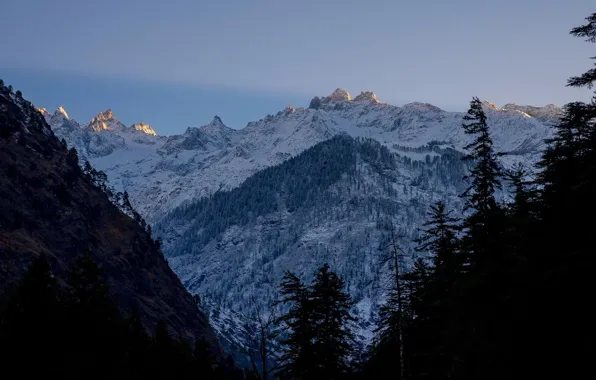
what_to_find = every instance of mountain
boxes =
[155,135,469,346]
[0,84,221,352]
[40,88,561,362]
[47,90,558,224]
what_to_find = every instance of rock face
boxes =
[37,107,52,123]
[87,109,127,132]
[353,91,379,103]
[131,122,158,136]
[482,100,500,111]
[322,88,352,103]
[502,103,563,123]
[0,83,221,352]
[43,91,560,225]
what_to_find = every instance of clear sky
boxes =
[1,0,594,134]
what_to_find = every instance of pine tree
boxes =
[415,201,460,278]
[530,13,596,378]
[373,231,408,379]
[411,202,462,379]
[458,98,512,380]
[567,13,596,89]
[504,163,536,220]
[461,97,502,213]
[400,258,432,379]
[310,264,356,379]
[275,271,314,380]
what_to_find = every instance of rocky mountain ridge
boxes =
[40,90,563,363]
[42,89,561,223]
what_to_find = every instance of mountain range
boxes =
[40,88,562,360]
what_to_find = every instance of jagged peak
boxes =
[501,103,563,121]
[87,109,125,132]
[211,115,223,125]
[322,88,352,103]
[502,103,561,111]
[46,105,71,126]
[277,105,296,117]
[200,115,231,133]
[481,100,500,111]
[53,105,70,119]
[131,122,157,136]
[91,109,116,122]
[37,108,52,123]
[37,107,50,116]
[186,116,233,137]
[353,91,379,103]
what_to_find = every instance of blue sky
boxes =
[1,0,594,134]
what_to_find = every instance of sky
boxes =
[1,0,594,134]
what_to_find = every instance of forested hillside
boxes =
[0,81,244,379]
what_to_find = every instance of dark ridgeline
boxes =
[0,82,244,378]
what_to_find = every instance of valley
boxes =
[41,89,561,359]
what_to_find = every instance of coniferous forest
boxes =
[268,13,596,379]
[1,11,595,380]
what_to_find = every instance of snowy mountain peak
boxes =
[131,122,158,136]
[211,115,224,125]
[402,102,444,113]
[198,116,233,136]
[87,109,126,132]
[93,109,116,122]
[56,105,69,118]
[48,105,71,126]
[37,108,52,123]
[323,88,352,103]
[501,103,563,122]
[353,91,380,103]
[482,100,500,111]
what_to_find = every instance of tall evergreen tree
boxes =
[411,202,462,379]
[400,258,432,380]
[457,98,512,380]
[371,232,408,379]
[530,12,596,378]
[461,97,502,214]
[310,264,356,379]
[415,201,460,277]
[275,272,313,380]
[567,13,596,89]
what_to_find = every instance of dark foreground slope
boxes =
[0,83,219,348]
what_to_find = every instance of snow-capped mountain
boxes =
[42,89,561,361]
[44,89,559,224]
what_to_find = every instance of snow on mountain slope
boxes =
[156,136,469,357]
[42,89,561,363]
[43,89,559,224]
